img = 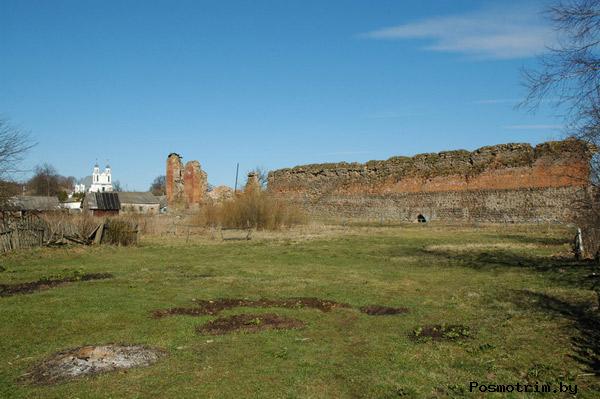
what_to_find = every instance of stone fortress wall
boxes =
[267,139,594,223]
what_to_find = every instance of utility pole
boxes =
[234,163,239,193]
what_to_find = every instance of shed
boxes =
[118,192,160,214]
[3,196,61,216]
[83,192,120,217]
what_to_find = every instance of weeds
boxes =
[193,190,305,230]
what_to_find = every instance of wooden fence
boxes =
[0,213,140,252]
[0,213,47,253]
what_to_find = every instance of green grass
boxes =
[1,224,599,398]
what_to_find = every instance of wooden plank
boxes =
[94,223,105,245]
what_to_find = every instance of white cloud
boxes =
[503,124,563,130]
[360,4,554,59]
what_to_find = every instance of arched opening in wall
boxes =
[417,214,427,223]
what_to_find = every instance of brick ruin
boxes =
[245,172,260,193]
[166,153,208,209]
[268,139,595,223]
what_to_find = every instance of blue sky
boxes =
[1,0,564,190]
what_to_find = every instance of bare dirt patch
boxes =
[23,344,165,385]
[152,297,350,318]
[196,313,305,335]
[411,324,472,341]
[0,273,114,297]
[359,305,408,315]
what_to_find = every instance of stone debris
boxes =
[207,185,234,201]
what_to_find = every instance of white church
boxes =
[74,164,113,193]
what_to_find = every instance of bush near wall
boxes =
[193,189,306,230]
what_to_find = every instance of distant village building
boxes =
[82,192,120,217]
[82,192,161,216]
[89,164,113,192]
[74,164,113,194]
[3,196,61,216]
[74,183,86,194]
[118,192,160,214]
[73,164,164,215]
[61,198,82,212]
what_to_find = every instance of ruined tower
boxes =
[166,153,208,210]
[245,172,261,193]
[166,153,185,208]
[184,160,208,208]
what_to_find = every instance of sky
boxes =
[1,0,566,190]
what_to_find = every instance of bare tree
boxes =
[27,163,74,199]
[112,180,123,192]
[28,163,58,196]
[0,119,35,206]
[149,175,166,195]
[521,1,600,259]
[521,0,600,145]
[0,119,34,178]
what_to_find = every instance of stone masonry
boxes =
[184,161,208,209]
[268,139,595,223]
[166,153,208,209]
[245,172,261,193]
[166,153,185,208]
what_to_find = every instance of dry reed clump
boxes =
[103,218,139,246]
[40,213,99,240]
[113,213,162,235]
[192,190,305,230]
[40,213,140,245]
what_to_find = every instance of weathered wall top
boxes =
[268,139,594,195]
[273,139,590,176]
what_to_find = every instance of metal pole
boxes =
[234,163,239,193]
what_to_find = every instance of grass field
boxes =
[1,224,599,398]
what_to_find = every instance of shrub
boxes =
[195,190,305,230]
[103,218,138,246]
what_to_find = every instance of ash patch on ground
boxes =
[196,313,305,335]
[23,345,165,385]
[0,273,114,297]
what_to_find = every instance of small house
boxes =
[3,196,61,216]
[82,192,120,217]
[118,192,160,214]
